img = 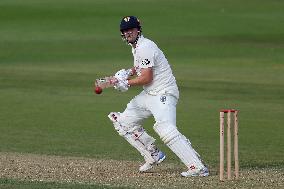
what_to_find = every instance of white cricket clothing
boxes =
[132,35,179,98]
[153,122,206,171]
[120,91,178,127]
[119,91,206,172]
[108,112,157,164]
[113,35,207,173]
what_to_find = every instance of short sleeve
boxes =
[138,47,154,68]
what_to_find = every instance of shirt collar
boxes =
[132,35,144,51]
[136,35,144,47]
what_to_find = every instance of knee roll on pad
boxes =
[108,112,155,146]
[108,112,156,163]
[108,112,126,136]
[108,112,140,135]
[153,122,180,144]
[154,122,205,170]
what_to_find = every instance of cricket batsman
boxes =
[108,16,209,177]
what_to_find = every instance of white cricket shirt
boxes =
[131,35,179,97]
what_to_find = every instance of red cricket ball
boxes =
[95,86,102,94]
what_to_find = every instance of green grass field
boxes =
[0,0,283,188]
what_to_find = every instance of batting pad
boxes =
[108,112,156,164]
[154,122,205,170]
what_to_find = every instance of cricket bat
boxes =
[95,69,133,89]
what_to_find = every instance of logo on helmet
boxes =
[120,16,142,45]
[120,16,141,32]
[124,17,130,22]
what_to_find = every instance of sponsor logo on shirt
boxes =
[141,59,151,66]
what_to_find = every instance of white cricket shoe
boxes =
[181,167,209,177]
[139,151,166,172]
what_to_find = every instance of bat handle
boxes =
[126,68,134,77]
[110,77,118,85]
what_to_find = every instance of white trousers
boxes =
[119,91,177,127]
[119,90,206,171]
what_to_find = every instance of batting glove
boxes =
[114,79,129,92]
[114,69,129,81]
